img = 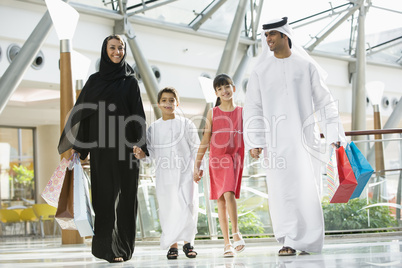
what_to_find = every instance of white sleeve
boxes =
[186,119,205,171]
[310,65,346,146]
[243,71,267,151]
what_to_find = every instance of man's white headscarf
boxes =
[256,17,328,80]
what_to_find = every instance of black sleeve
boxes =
[129,79,149,156]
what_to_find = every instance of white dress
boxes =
[146,116,200,249]
[244,53,346,253]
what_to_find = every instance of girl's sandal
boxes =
[183,243,197,258]
[167,247,178,259]
[278,246,296,256]
[223,244,236,258]
[232,232,246,253]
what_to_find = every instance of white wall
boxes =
[35,124,60,204]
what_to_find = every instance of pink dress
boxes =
[209,106,245,200]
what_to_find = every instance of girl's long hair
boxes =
[213,73,234,107]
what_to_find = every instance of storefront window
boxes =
[0,127,35,208]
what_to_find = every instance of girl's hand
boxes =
[133,146,146,159]
[250,148,262,159]
[193,168,203,183]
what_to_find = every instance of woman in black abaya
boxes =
[58,35,148,263]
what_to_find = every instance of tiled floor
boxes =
[1,233,402,267]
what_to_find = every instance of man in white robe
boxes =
[134,87,200,258]
[243,17,346,255]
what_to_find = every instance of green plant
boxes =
[322,198,398,231]
[10,165,34,186]
[9,165,34,200]
[235,206,265,236]
[197,205,265,237]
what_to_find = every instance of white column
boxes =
[35,125,60,203]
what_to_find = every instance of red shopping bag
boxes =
[326,146,358,203]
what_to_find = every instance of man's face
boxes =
[265,30,287,52]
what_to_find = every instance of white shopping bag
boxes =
[73,155,95,237]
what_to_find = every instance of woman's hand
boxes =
[133,146,146,159]
[71,149,81,157]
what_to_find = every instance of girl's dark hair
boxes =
[213,73,234,107]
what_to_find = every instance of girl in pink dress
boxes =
[194,74,245,257]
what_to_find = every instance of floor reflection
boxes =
[0,234,401,267]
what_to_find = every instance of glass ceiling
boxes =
[94,0,402,66]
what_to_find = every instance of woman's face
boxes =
[106,38,125,64]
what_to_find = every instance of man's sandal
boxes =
[278,246,296,256]
[223,244,236,258]
[232,232,246,253]
[167,247,178,259]
[183,243,197,258]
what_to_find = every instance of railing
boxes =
[135,128,402,240]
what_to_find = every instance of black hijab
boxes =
[58,35,138,155]
[99,35,134,80]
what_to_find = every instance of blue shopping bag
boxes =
[345,142,374,199]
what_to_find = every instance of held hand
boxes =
[250,148,262,159]
[330,141,341,149]
[71,149,81,157]
[193,168,203,183]
[133,146,146,159]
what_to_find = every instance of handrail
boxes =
[345,128,402,136]
[320,128,402,138]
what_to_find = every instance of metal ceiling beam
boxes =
[189,0,228,31]
[216,0,248,74]
[351,0,368,151]
[0,8,56,115]
[127,0,178,16]
[114,0,162,119]
[366,36,402,54]
[371,5,402,15]
[305,3,361,52]
[250,0,263,40]
[233,0,263,89]
[117,0,125,14]
[291,10,348,30]
[291,3,351,29]
[19,0,256,45]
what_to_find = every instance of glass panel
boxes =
[323,135,401,231]
[0,127,35,208]
[137,161,161,239]
[196,177,210,237]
